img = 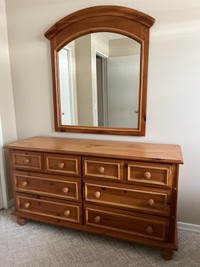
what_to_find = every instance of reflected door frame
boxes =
[96,51,108,127]
[59,47,75,125]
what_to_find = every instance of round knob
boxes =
[94,216,101,223]
[24,158,30,164]
[144,172,151,179]
[62,187,69,194]
[146,226,153,235]
[23,202,30,209]
[58,162,65,169]
[98,167,105,174]
[147,199,155,207]
[64,210,71,217]
[21,181,28,187]
[94,191,101,198]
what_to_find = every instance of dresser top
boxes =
[5,136,183,164]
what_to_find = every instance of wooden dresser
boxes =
[5,136,183,260]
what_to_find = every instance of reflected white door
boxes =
[59,48,75,125]
[107,55,140,128]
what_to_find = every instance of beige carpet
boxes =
[0,208,200,267]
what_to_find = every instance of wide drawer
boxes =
[14,172,81,201]
[45,154,81,176]
[17,194,82,224]
[11,151,43,171]
[126,161,173,188]
[85,204,169,241]
[83,157,124,181]
[84,180,171,216]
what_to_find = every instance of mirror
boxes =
[58,32,141,128]
[45,6,155,135]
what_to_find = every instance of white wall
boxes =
[5,0,200,225]
[0,0,17,206]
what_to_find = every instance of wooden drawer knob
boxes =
[144,171,151,179]
[147,199,155,207]
[94,191,101,198]
[21,181,28,187]
[146,226,153,235]
[58,162,65,169]
[24,158,30,164]
[23,202,30,209]
[64,210,71,217]
[62,187,69,194]
[98,167,105,174]
[94,216,101,223]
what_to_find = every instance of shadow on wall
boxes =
[0,115,9,209]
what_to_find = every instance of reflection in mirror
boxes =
[58,32,141,128]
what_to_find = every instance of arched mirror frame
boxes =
[45,6,155,136]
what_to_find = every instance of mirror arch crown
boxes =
[45,5,155,136]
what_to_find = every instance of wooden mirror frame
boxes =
[45,5,155,136]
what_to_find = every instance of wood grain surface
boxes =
[5,136,183,164]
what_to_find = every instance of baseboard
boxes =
[178,221,200,233]
[8,198,14,208]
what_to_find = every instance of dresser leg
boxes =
[17,217,26,226]
[162,249,173,260]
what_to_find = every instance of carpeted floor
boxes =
[0,208,200,267]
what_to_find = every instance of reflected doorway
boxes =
[96,53,108,127]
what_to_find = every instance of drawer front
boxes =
[83,157,124,181]
[45,154,81,176]
[12,151,43,171]
[85,205,169,241]
[14,173,81,201]
[126,161,173,188]
[17,194,81,224]
[85,181,170,216]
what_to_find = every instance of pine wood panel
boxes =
[45,153,81,176]
[16,193,82,224]
[85,204,169,242]
[83,157,124,181]
[5,137,183,164]
[14,171,82,201]
[126,161,175,188]
[12,209,178,251]
[84,180,171,216]
[11,150,43,171]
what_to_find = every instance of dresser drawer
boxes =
[17,194,82,224]
[11,151,43,171]
[45,154,81,176]
[14,172,81,201]
[83,157,124,181]
[126,161,173,188]
[85,204,169,241]
[84,180,171,216]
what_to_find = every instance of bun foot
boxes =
[17,217,26,226]
[162,249,173,260]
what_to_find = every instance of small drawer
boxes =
[84,180,171,216]
[12,151,43,171]
[14,172,81,201]
[126,161,173,188]
[85,204,169,241]
[17,194,82,224]
[45,154,81,176]
[83,157,124,181]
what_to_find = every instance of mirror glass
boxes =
[58,32,141,128]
